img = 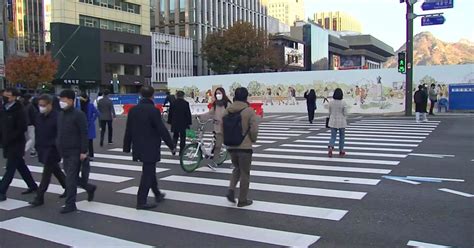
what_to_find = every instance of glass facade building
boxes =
[152,0,269,75]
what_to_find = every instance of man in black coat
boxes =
[414,85,429,123]
[0,88,38,201]
[57,89,97,214]
[30,94,67,207]
[167,91,192,155]
[124,86,175,210]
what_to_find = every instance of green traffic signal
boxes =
[398,52,406,73]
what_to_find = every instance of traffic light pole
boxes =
[405,0,415,116]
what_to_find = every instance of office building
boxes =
[152,0,269,76]
[151,32,193,86]
[261,0,304,27]
[267,16,290,34]
[50,23,151,93]
[12,0,46,54]
[291,21,393,71]
[270,34,305,71]
[314,11,362,33]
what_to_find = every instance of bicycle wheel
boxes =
[180,143,202,172]
[214,147,228,165]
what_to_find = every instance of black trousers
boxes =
[137,162,161,205]
[173,130,186,152]
[62,154,95,208]
[88,139,94,158]
[307,106,315,123]
[0,156,38,195]
[429,100,437,114]
[36,162,66,198]
[100,120,113,145]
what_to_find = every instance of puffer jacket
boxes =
[223,101,259,151]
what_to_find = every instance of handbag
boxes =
[325,117,330,128]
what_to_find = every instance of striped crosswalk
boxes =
[0,118,444,247]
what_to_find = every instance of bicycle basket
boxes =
[186,129,196,139]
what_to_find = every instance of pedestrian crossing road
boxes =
[1,115,472,247]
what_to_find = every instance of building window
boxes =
[105,64,121,74]
[79,0,140,14]
[324,17,330,29]
[79,15,140,34]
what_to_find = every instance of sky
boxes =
[305,0,474,49]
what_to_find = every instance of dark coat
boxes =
[25,102,39,126]
[304,91,317,111]
[168,98,192,133]
[414,90,428,113]
[123,98,174,163]
[0,101,28,158]
[35,110,61,165]
[57,107,88,156]
[97,96,116,121]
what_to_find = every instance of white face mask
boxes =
[59,101,69,109]
[216,94,223,101]
[39,106,48,114]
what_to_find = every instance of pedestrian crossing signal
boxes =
[398,52,406,74]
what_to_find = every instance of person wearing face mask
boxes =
[0,88,38,202]
[167,91,192,156]
[57,90,97,214]
[201,88,232,168]
[30,94,67,207]
[79,93,100,159]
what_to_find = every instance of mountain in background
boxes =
[384,32,474,68]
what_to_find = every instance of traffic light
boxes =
[41,84,46,89]
[398,52,406,74]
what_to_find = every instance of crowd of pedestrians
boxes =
[1,82,437,212]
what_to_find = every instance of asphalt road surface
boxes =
[1,113,473,248]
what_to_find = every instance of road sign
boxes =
[421,0,453,11]
[421,15,445,26]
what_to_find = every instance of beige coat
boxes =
[207,104,227,133]
[223,101,259,150]
[328,100,348,128]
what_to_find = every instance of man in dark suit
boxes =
[123,86,175,210]
[0,88,38,201]
[97,90,116,146]
[167,91,192,156]
[30,94,67,207]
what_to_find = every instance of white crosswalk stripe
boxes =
[0,117,443,247]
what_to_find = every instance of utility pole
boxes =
[405,0,416,116]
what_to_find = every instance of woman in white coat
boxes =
[328,88,348,157]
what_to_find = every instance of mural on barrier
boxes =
[168,64,474,113]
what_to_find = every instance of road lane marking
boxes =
[252,153,400,165]
[196,167,380,185]
[27,165,133,183]
[0,198,29,210]
[76,201,320,247]
[308,136,423,143]
[0,217,152,247]
[318,133,426,139]
[382,176,420,185]
[281,144,413,153]
[117,187,348,221]
[438,188,474,198]
[295,140,419,147]
[407,240,451,247]
[161,175,366,200]
[266,148,407,158]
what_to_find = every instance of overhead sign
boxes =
[421,15,445,26]
[421,0,453,11]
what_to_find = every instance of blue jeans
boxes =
[329,128,345,151]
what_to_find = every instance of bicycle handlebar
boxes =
[195,116,213,126]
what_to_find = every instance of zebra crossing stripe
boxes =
[255,130,310,134]
[358,119,440,123]
[318,133,426,139]
[0,198,29,210]
[255,127,289,130]
[265,148,407,159]
[346,127,432,133]
[348,125,435,131]
[2,178,84,194]
[251,153,400,165]
[27,165,133,183]
[351,123,438,128]
[76,201,321,247]
[438,188,474,198]
[295,140,419,147]
[161,175,367,199]
[90,161,168,173]
[195,167,380,185]
[117,187,348,221]
[345,130,429,136]
[204,133,298,137]
[407,240,451,248]
[0,217,152,247]
[280,144,413,153]
[308,136,423,143]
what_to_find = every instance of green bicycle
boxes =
[179,116,228,173]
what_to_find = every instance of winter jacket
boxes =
[0,101,28,158]
[328,100,348,129]
[223,101,259,151]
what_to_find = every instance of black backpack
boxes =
[223,108,249,146]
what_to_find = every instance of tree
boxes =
[5,52,58,89]
[419,75,437,86]
[202,22,280,74]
